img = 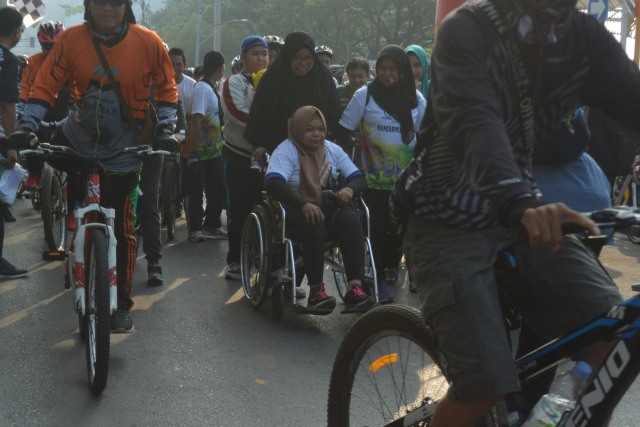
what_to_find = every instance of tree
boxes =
[150,0,436,68]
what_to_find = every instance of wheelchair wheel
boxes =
[329,247,348,302]
[240,204,273,309]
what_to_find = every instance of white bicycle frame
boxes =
[70,203,118,316]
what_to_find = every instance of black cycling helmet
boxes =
[37,21,65,49]
[315,45,333,58]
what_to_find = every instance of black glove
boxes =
[6,128,37,151]
[153,132,179,152]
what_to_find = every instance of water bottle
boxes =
[522,361,592,427]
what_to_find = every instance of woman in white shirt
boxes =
[265,106,374,313]
[336,45,426,298]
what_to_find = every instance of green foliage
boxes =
[150,0,436,68]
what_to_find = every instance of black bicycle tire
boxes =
[41,166,66,251]
[240,204,273,309]
[84,230,110,395]
[162,160,178,241]
[327,304,444,427]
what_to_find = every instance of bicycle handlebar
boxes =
[20,143,169,162]
[39,118,67,129]
[562,206,640,234]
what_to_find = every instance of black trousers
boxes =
[287,203,365,285]
[364,189,402,276]
[139,155,163,262]
[223,147,261,264]
[187,156,225,231]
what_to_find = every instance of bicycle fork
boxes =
[69,203,118,316]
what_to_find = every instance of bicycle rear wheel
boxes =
[84,230,110,395]
[161,160,178,241]
[41,166,66,251]
[327,305,448,427]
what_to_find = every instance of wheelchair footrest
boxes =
[293,304,333,316]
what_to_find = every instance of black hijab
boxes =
[369,45,418,145]
[245,31,339,152]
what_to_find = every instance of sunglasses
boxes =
[91,0,127,6]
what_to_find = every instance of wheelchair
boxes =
[239,192,380,321]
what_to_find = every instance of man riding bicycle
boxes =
[393,0,640,425]
[9,0,178,333]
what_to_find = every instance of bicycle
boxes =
[612,148,640,243]
[158,134,183,241]
[39,120,68,251]
[327,206,640,427]
[18,120,69,250]
[26,143,166,395]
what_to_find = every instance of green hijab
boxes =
[405,44,430,99]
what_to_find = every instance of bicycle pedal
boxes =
[43,250,67,261]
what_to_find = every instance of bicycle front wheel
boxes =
[84,230,111,395]
[41,166,66,251]
[327,305,448,427]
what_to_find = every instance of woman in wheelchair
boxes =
[264,106,374,313]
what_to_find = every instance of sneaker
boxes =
[344,283,374,309]
[224,262,241,280]
[384,268,399,285]
[2,207,16,223]
[371,280,393,304]
[408,280,418,293]
[110,309,134,333]
[203,226,228,239]
[307,283,336,311]
[0,258,28,279]
[147,263,164,286]
[189,230,206,242]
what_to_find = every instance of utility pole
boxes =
[195,3,204,66]
[213,0,221,52]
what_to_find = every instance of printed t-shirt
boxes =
[190,80,223,160]
[339,85,426,191]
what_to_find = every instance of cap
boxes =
[203,51,225,74]
[241,35,268,53]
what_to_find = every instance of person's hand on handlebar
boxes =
[6,129,39,169]
[302,202,325,225]
[153,132,179,152]
[521,203,600,253]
